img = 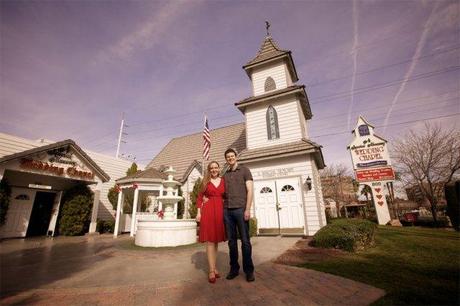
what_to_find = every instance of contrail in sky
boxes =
[347,0,359,131]
[382,3,439,133]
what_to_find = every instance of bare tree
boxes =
[320,163,355,209]
[392,123,460,224]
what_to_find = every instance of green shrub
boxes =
[249,217,257,237]
[313,218,377,252]
[97,219,115,234]
[0,179,11,226]
[188,178,202,219]
[58,185,93,236]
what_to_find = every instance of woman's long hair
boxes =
[200,161,220,193]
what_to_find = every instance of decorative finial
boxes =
[265,20,271,37]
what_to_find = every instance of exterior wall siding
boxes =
[252,62,289,96]
[246,98,303,149]
[244,154,324,236]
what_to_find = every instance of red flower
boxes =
[115,185,121,193]
[157,210,164,220]
[132,183,138,189]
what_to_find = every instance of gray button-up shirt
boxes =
[223,164,253,209]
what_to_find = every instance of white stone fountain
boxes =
[134,166,197,247]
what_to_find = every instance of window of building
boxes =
[266,105,280,140]
[260,187,273,193]
[281,185,295,192]
[15,194,30,200]
[264,77,276,92]
[358,125,370,136]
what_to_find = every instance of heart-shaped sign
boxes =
[377,201,384,206]
[375,188,381,193]
[376,195,383,199]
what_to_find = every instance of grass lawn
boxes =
[300,226,460,305]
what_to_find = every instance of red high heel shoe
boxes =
[208,271,216,284]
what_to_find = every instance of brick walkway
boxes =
[1,235,385,305]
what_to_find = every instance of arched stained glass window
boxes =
[264,77,276,92]
[266,105,280,140]
[281,185,295,192]
[260,187,273,193]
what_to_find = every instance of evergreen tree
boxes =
[0,179,11,225]
[188,178,202,219]
[126,163,138,176]
[177,186,185,219]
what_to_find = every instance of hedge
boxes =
[97,219,115,234]
[313,218,377,252]
[58,184,93,236]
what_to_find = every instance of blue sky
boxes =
[1,0,459,168]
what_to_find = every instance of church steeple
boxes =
[242,23,299,83]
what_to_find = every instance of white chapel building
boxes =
[149,34,327,236]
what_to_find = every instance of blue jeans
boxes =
[223,208,254,274]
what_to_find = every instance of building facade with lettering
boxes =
[0,132,137,238]
[149,34,327,235]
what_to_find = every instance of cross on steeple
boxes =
[265,20,271,36]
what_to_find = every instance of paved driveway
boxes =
[0,235,384,305]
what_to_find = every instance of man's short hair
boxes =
[224,148,238,157]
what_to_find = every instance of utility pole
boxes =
[116,113,127,159]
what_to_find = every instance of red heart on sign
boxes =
[376,195,383,199]
[375,188,381,193]
[378,201,384,206]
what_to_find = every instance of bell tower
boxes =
[235,24,313,150]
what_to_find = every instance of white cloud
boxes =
[96,1,199,63]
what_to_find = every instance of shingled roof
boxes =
[147,123,246,182]
[116,167,167,184]
[238,138,325,169]
[243,36,299,82]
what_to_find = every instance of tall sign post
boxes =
[347,116,394,225]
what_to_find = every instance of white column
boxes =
[130,188,140,237]
[89,189,101,233]
[47,191,63,236]
[114,190,123,238]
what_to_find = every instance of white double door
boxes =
[254,177,304,230]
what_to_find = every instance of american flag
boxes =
[203,116,211,160]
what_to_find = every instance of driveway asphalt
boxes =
[0,234,385,305]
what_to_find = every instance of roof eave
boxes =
[116,177,165,185]
[0,140,110,182]
[239,148,316,163]
[242,52,298,82]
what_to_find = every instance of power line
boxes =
[313,96,459,128]
[307,45,460,88]
[310,113,460,138]
[311,65,460,103]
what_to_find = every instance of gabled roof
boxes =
[147,123,246,182]
[238,138,325,169]
[116,167,167,184]
[235,85,312,120]
[0,139,110,182]
[243,36,299,82]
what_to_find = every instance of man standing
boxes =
[223,148,255,282]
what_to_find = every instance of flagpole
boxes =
[202,114,206,177]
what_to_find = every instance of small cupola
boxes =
[243,21,299,86]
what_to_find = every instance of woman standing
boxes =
[196,161,226,283]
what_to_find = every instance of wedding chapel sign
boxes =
[347,116,393,225]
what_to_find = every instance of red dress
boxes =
[197,179,226,243]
